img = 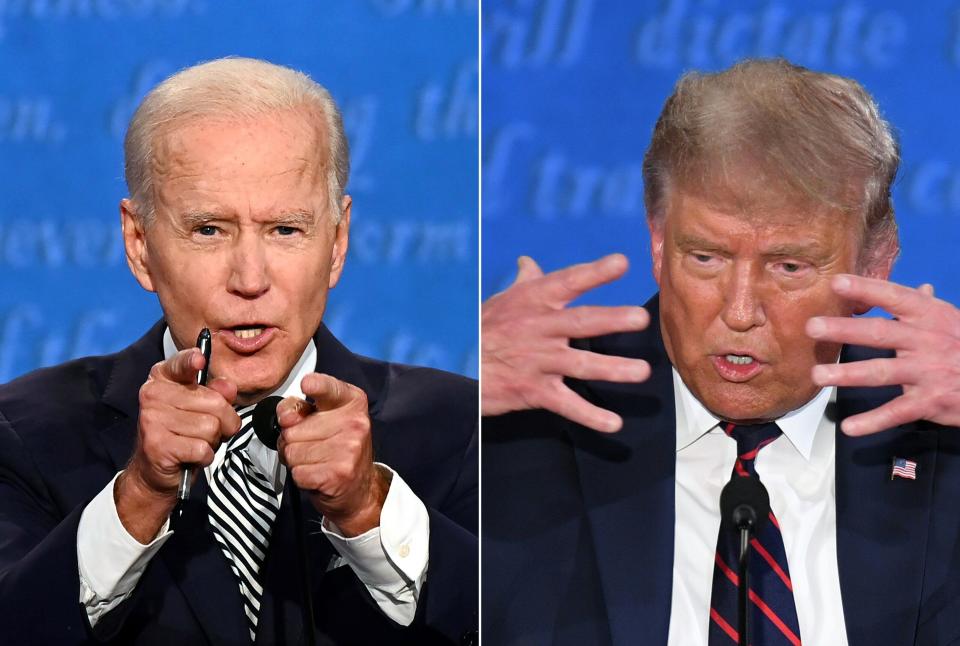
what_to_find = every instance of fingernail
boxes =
[833,276,851,292]
[807,317,825,337]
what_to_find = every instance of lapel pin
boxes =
[891,457,918,481]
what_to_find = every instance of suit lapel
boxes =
[835,346,936,646]
[572,297,676,645]
[159,474,251,645]
[96,320,166,470]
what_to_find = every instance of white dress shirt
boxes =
[77,331,429,628]
[666,369,849,645]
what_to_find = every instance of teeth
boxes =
[234,328,264,339]
[725,354,754,365]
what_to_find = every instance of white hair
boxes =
[123,57,350,223]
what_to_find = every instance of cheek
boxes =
[770,288,846,364]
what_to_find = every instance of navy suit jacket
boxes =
[483,296,960,645]
[0,321,477,645]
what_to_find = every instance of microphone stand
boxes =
[290,481,317,646]
[737,526,750,646]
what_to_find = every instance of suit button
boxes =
[398,543,410,558]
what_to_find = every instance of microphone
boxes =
[720,475,770,533]
[252,395,284,450]
[720,475,770,646]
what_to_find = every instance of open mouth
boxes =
[231,326,266,339]
[218,324,277,353]
[711,352,764,382]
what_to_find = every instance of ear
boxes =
[328,195,351,289]
[648,216,665,286]
[120,199,156,293]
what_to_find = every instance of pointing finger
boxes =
[300,373,360,411]
[150,348,204,385]
[276,396,314,427]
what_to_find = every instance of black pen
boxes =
[176,328,212,505]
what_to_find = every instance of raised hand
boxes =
[807,275,960,435]
[118,348,241,542]
[276,373,388,537]
[482,253,652,432]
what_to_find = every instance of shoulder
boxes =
[0,353,116,433]
[354,354,477,425]
[0,321,161,446]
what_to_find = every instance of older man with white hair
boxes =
[0,57,477,645]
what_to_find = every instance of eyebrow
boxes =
[761,241,830,261]
[273,210,317,226]
[674,234,729,253]
[675,233,831,261]
[178,210,318,227]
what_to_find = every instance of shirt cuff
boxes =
[321,463,429,625]
[77,471,173,625]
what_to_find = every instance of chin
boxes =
[695,382,785,424]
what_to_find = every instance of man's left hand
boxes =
[276,373,389,536]
[806,274,960,435]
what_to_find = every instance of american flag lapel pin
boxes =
[891,457,918,481]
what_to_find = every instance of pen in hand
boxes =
[176,327,212,505]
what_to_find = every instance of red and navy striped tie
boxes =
[708,422,802,646]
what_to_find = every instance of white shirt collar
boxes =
[673,367,833,461]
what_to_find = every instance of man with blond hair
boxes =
[483,58,960,645]
[0,58,477,645]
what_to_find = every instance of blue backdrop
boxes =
[482,0,960,314]
[0,1,478,383]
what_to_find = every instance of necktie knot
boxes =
[723,421,782,478]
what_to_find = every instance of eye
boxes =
[197,225,218,236]
[771,260,811,277]
[275,225,299,236]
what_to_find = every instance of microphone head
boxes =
[252,395,284,450]
[720,476,771,533]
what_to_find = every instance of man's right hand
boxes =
[482,253,652,433]
[116,348,241,543]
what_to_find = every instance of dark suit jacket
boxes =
[483,296,960,646]
[0,321,477,645]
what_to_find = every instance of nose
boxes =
[226,232,270,298]
[720,262,766,332]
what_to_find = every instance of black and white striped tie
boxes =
[207,407,281,642]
